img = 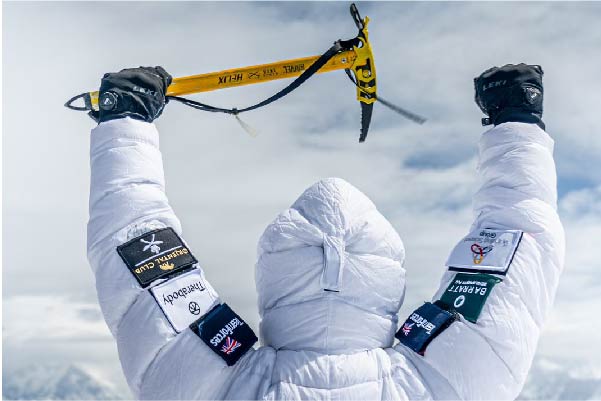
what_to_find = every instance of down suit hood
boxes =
[256,178,406,354]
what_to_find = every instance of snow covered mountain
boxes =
[2,364,125,400]
[519,357,601,400]
[2,358,599,400]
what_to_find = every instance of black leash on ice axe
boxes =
[66,4,425,142]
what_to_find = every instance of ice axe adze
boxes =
[65,3,425,142]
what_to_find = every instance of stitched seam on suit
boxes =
[90,135,159,157]
[462,320,519,384]
[89,181,166,215]
[118,291,175,395]
[273,375,389,391]
[397,346,459,398]
[88,211,173,259]
[263,296,398,322]
[270,350,395,391]
[518,234,550,328]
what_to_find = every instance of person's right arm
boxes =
[87,67,264,399]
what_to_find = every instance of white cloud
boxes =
[2,296,111,344]
[3,1,601,391]
[2,295,131,394]
[559,185,601,219]
[536,191,601,360]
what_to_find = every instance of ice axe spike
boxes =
[347,4,377,142]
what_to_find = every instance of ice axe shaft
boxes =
[78,51,357,112]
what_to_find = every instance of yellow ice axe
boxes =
[66,4,424,142]
[86,52,358,111]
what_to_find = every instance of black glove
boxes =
[90,66,172,124]
[474,63,544,130]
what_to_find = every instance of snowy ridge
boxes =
[2,363,125,400]
[2,357,600,400]
[519,357,601,400]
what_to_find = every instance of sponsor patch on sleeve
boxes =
[439,273,501,323]
[395,301,457,355]
[116,227,198,288]
[192,303,257,366]
[446,228,523,275]
[150,269,220,333]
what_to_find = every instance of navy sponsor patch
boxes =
[192,303,257,366]
[117,227,197,288]
[439,273,501,323]
[396,301,457,355]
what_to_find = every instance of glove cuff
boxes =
[99,111,149,124]
[484,107,545,130]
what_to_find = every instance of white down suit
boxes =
[87,118,565,400]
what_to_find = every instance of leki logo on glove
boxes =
[193,303,257,366]
[133,85,158,97]
[117,228,197,288]
[482,80,507,91]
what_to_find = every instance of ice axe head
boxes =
[347,4,376,142]
[346,3,426,142]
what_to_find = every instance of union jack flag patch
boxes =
[401,322,414,336]
[193,303,257,366]
[221,336,242,355]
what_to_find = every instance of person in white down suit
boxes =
[86,63,565,400]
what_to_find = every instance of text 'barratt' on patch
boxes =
[439,273,501,323]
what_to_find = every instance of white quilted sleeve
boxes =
[87,118,236,399]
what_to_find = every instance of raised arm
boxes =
[86,67,261,399]
[394,64,565,399]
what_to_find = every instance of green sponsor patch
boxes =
[439,273,501,323]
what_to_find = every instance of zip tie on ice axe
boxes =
[65,3,425,142]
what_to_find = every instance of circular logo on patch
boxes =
[454,295,466,308]
[188,301,201,315]
[99,91,118,111]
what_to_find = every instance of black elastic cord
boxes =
[167,40,350,116]
[375,95,426,125]
[65,93,90,111]
[344,69,426,125]
[165,96,236,114]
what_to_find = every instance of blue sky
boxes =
[3,1,601,395]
